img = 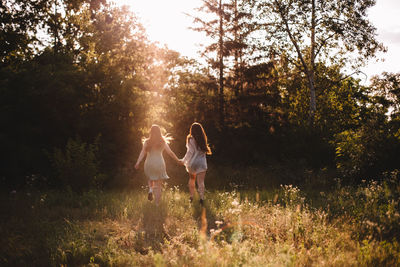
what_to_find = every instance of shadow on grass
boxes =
[134,200,168,254]
[191,196,219,236]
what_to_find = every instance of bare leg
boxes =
[188,173,196,199]
[196,171,206,200]
[148,180,154,191]
[153,180,162,206]
[147,180,154,201]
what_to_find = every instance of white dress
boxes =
[144,144,169,181]
[183,137,207,175]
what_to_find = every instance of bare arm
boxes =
[164,143,183,165]
[135,142,147,169]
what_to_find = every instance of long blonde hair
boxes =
[144,124,172,152]
[187,122,211,155]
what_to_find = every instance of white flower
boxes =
[215,220,223,227]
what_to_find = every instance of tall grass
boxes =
[1,178,399,266]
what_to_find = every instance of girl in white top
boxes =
[135,125,182,205]
[182,122,212,204]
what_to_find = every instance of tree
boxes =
[0,0,50,62]
[189,0,234,128]
[332,72,400,180]
[255,0,385,125]
[0,1,157,189]
[370,72,400,115]
[164,55,218,138]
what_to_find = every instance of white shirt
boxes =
[182,137,207,174]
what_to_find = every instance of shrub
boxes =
[333,117,400,181]
[50,136,105,191]
[326,172,400,242]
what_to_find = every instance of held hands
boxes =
[177,159,184,166]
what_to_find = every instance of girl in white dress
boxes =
[182,122,212,204]
[135,125,182,205]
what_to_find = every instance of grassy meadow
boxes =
[1,171,400,267]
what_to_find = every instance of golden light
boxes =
[111,0,205,59]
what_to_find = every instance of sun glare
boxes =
[112,0,205,58]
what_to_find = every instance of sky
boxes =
[115,0,204,56]
[114,0,400,83]
[361,0,400,81]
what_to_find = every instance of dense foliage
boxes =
[1,0,160,189]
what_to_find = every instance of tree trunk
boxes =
[279,2,316,127]
[308,74,316,126]
[233,0,239,97]
[218,0,225,127]
[309,0,316,126]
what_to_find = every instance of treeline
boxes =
[1,0,399,191]
[1,0,161,190]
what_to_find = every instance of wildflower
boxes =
[215,220,223,227]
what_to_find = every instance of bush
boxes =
[334,116,400,181]
[50,136,105,191]
[326,171,400,242]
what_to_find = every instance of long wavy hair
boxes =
[187,122,211,155]
[144,124,171,152]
